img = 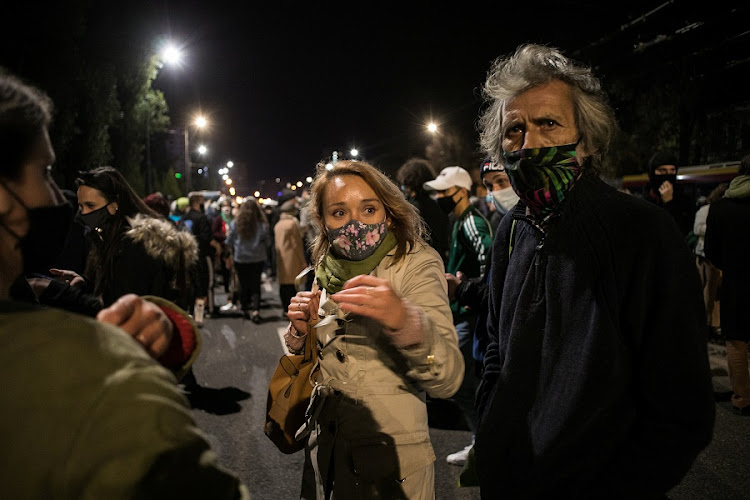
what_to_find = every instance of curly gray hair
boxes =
[478,44,617,175]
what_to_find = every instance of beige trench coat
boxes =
[274,213,308,285]
[307,243,463,499]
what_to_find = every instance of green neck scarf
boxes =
[725,175,750,199]
[315,232,397,294]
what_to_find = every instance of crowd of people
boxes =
[2,40,745,499]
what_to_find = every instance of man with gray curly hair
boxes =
[473,44,714,498]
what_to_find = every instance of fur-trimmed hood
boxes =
[124,214,199,270]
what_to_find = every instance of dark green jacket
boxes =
[0,301,248,499]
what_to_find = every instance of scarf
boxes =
[724,175,750,199]
[315,231,397,294]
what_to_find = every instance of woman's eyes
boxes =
[331,207,377,217]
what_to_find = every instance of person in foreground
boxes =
[0,70,248,498]
[705,152,750,416]
[473,44,715,498]
[283,159,464,499]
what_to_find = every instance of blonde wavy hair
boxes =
[308,160,427,266]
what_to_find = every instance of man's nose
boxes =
[521,130,543,149]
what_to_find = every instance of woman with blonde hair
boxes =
[283,159,463,498]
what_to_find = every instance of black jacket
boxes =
[476,174,714,498]
[409,192,450,265]
[704,177,750,341]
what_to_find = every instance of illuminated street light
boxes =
[195,116,207,129]
[296,181,303,187]
[160,43,183,67]
[225,178,233,185]
[427,122,438,133]
[306,176,313,183]
[227,161,234,168]
[254,191,260,198]
[197,144,207,155]
[350,148,359,158]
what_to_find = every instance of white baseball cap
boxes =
[423,166,472,192]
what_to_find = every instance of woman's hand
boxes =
[49,268,85,287]
[330,274,405,331]
[287,288,321,335]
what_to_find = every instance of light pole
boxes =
[146,42,184,194]
[183,115,207,193]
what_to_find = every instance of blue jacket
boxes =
[228,220,269,264]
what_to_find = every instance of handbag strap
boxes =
[303,280,319,364]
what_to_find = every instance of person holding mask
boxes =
[0,70,248,498]
[474,44,714,497]
[283,159,463,498]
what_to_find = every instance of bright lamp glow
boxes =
[161,44,183,66]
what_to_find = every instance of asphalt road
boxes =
[188,279,748,500]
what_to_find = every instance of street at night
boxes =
[190,280,749,500]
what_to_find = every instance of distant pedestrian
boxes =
[641,150,696,238]
[180,193,213,323]
[227,197,269,323]
[396,157,451,265]
[479,157,518,232]
[274,197,308,314]
[693,182,729,339]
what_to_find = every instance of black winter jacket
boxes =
[476,174,714,499]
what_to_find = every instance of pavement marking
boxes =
[277,326,290,355]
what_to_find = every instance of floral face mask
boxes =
[326,217,388,261]
[502,142,581,217]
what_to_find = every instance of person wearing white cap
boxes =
[424,165,493,466]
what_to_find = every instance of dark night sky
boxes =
[6,1,740,195]
[121,1,665,189]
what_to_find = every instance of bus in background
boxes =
[621,161,740,204]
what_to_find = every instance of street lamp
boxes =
[145,44,182,194]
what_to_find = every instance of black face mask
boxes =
[74,203,113,235]
[0,180,74,275]
[436,190,461,214]
[651,173,677,190]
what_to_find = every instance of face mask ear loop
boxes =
[0,178,28,241]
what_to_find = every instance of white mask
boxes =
[489,186,520,215]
